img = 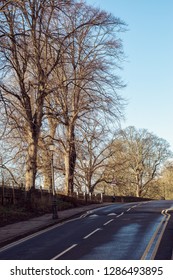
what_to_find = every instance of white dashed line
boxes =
[89,214,99,218]
[51,244,78,260]
[131,205,137,208]
[83,228,101,239]
[116,212,124,218]
[104,219,114,226]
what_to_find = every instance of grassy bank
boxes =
[0,199,75,227]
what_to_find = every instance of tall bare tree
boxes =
[43,1,126,194]
[0,0,62,189]
[0,1,93,190]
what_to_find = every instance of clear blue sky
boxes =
[86,0,173,150]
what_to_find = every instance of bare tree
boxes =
[112,126,172,197]
[74,118,117,193]
[0,0,92,190]
[0,0,62,189]
[101,138,131,196]
[43,1,126,194]
[154,162,173,199]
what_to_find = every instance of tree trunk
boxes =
[25,132,38,191]
[135,171,143,197]
[42,157,52,191]
[136,185,140,197]
[41,118,57,191]
[64,125,76,195]
[136,183,143,197]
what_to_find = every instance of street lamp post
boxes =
[49,144,58,219]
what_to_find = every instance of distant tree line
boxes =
[101,126,172,198]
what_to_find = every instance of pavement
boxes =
[0,203,110,248]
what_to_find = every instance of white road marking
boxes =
[0,216,82,253]
[116,212,124,218]
[108,213,117,216]
[51,244,78,260]
[126,208,131,212]
[89,214,99,217]
[83,228,101,239]
[131,205,137,208]
[80,210,95,218]
[103,219,114,226]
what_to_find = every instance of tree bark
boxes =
[25,132,38,191]
[64,124,76,195]
[40,118,57,191]
[42,157,52,191]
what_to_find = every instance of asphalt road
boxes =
[0,200,173,260]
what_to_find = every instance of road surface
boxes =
[0,200,173,260]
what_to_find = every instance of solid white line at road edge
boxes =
[0,216,83,253]
[51,244,78,260]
